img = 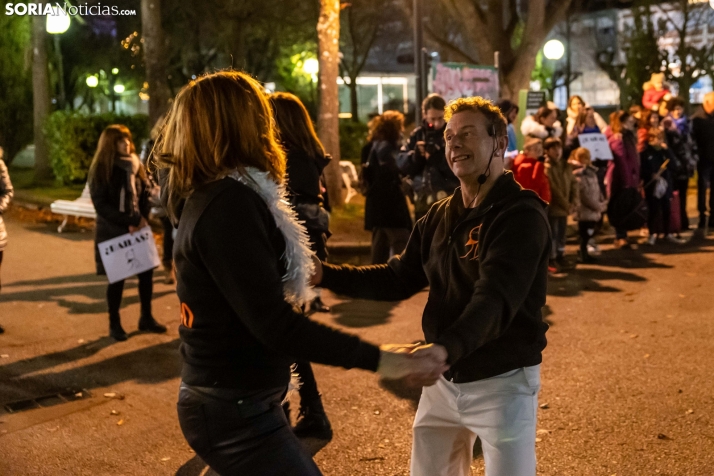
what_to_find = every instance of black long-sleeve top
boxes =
[173,177,380,390]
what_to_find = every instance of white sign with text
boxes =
[578,133,613,160]
[98,227,161,284]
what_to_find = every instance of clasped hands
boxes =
[378,343,449,387]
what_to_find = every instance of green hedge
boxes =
[339,120,369,164]
[44,111,150,184]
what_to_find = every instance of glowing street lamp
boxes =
[113,84,126,94]
[86,75,99,88]
[46,11,70,34]
[47,11,71,109]
[303,58,319,75]
[543,39,565,61]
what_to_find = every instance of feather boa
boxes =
[228,167,316,306]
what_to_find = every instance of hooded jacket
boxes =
[321,172,550,383]
[605,127,641,197]
[575,165,607,222]
[545,157,578,217]
[512,154,552,203]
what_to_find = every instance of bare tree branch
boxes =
[423,23,479,64]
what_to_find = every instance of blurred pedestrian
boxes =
[521,106,563,140]
[270,91,334,439]
[544,137,577,270]
[153,71,445,476]
[88,125,167,341]
[566,95,607,135]
[564,106,602,160]
[141,115,175,284]
[637,109,660,153]
[572,148,607,263]
[691,91,714,233]
[663,97,697,233]
[512,138,552,202]
[398,94,458,220]
[496,98,520,153]
[363,111,412,263]
[606,111,641,249]
[641,129,682,245]
[0,147,14,334]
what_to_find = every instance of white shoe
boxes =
[666,234,685,244]
[646,234,657,245]
[587,244,601,256]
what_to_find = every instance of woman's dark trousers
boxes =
[178,384,323,476]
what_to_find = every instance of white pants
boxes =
[410,365,541,476]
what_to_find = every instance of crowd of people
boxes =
[359,87,714,274]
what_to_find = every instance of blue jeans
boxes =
[177,383,323,476]
[697,162,714,228]
[548,216,567,260]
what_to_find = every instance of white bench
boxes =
[339,160,359,204]
[50,183,96,232]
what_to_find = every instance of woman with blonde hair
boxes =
[153,71,446,475]
[89,125,166,341]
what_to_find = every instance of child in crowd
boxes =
[572,148,607,263]
[544,138,578,270]
[512,137,551,202]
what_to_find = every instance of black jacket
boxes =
[641,144,675,197]
[322,172,550,383]
[173,177,380,390]
[363,140,412,231]
[89,155,151,275]
[398,123,459,216]
[692,108,714,165]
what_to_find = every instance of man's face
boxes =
[424,107,446,130]
[445,111,502,181]
[546,145,562,161]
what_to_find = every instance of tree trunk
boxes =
[141,0,171,126]
[349,76,359,122]
[32,16,52,181]
[317,0,343,208]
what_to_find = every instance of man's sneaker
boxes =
[646,234,657,246]
[586,239,602,256]
[293,403,333,440]
[138,316,167,333]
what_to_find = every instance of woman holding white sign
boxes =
[88,125,167,341]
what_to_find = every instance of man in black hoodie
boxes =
[313,97,550,476]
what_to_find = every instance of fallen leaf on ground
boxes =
[104,393,116,398]
[0,355,9,359]
[629,334,638,338]
[110,410,119,416]
[161,457,170,462]
[535,438,542,442]
[536,429,550,435]
[539,403,549,409]
[686,409,694,415]
[373,410,381,415]
[644,354,651,358]
[77,339,85,344]
[117,419,125,426]
[657,433,671,440]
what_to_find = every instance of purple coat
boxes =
[606,127,640,196]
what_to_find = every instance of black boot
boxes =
[138,315,167,333]
[0,323,5,334]
[292,398,333,440]
[309,297,330,313]
[109,313,128,341]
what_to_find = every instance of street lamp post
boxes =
[46,11,70,110]
[414,0,424,124]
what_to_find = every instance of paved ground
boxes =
[1,204,714,475]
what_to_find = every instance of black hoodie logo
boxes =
[460,226,481,261]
